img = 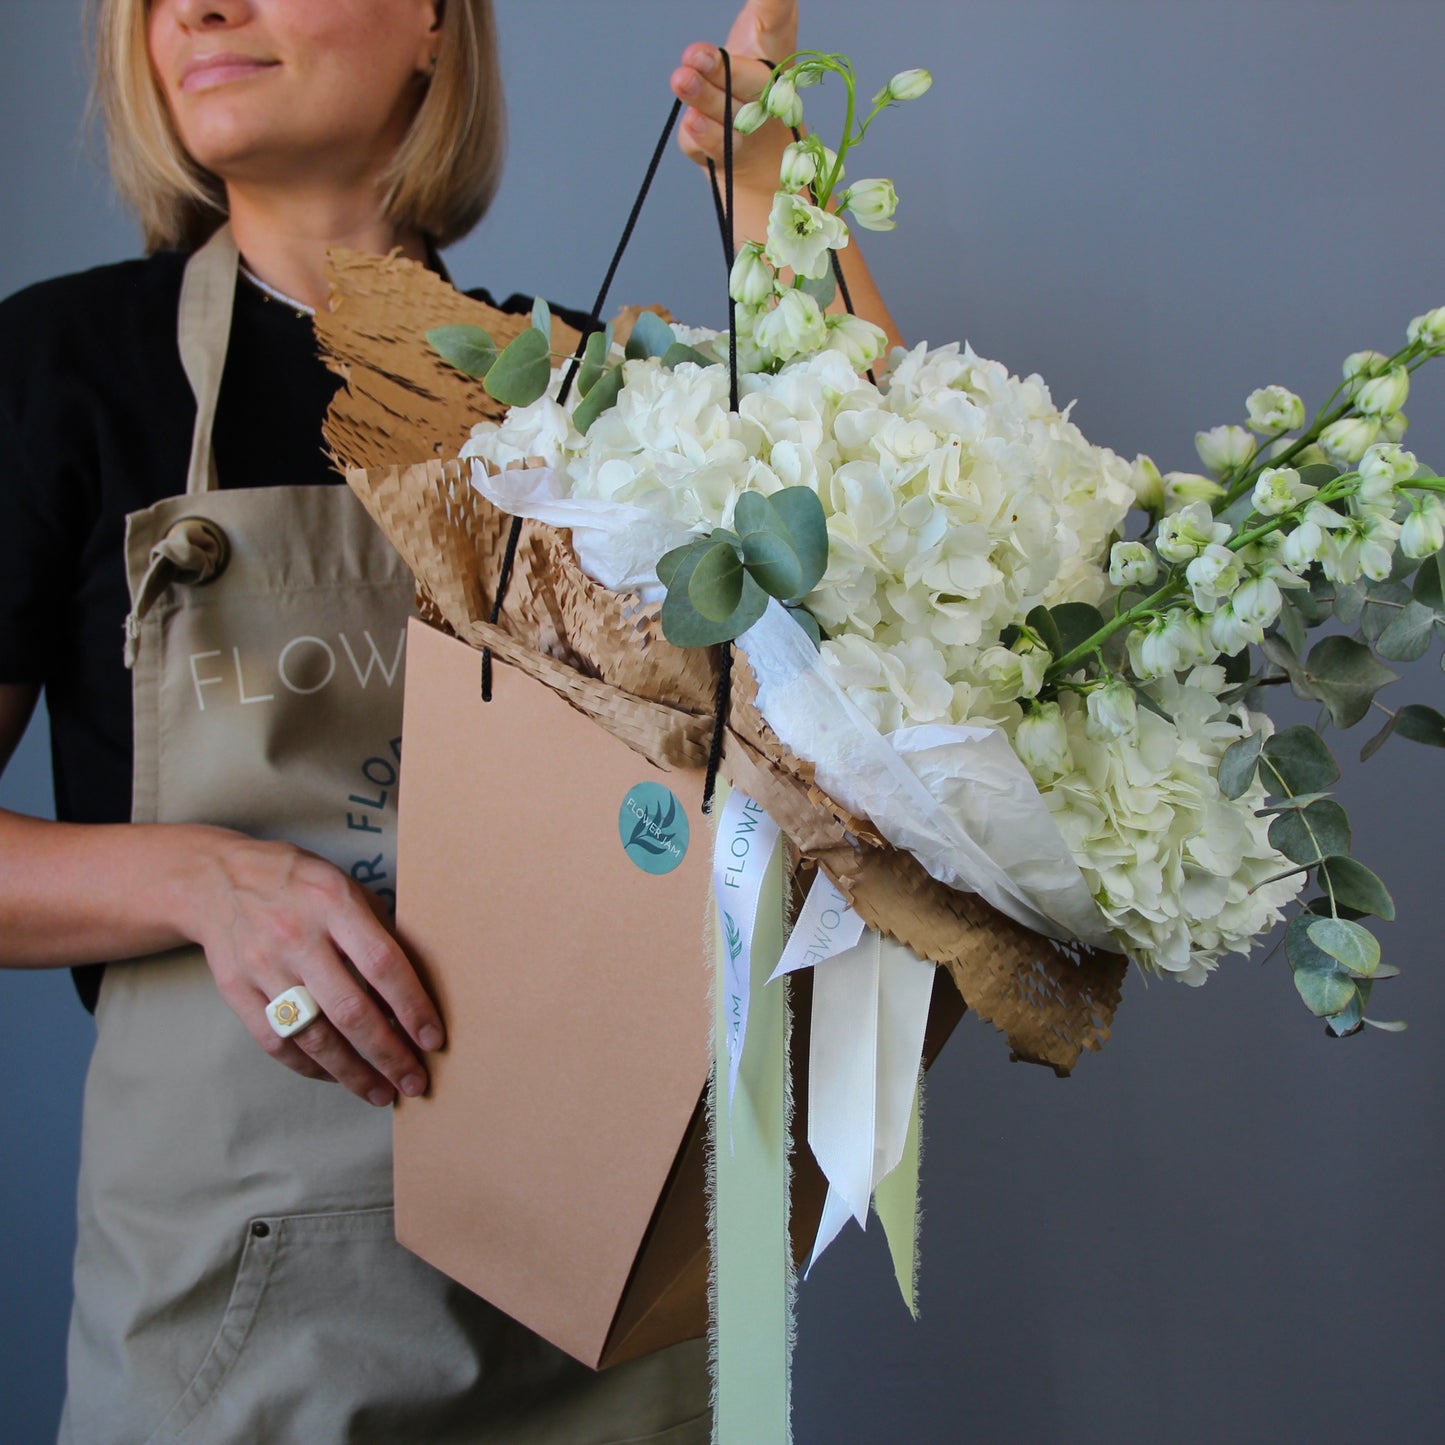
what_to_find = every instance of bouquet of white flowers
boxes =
[441,52,1444,1040]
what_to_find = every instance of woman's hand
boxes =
[671,0,798,201]
[185,830,443,1107]
[0,787,443,1108]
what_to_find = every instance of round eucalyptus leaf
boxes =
[1217,731,1264,800]
[530,295,552,337]
[427,324,498,378]
[688,540,746,621]
[1359,581,1412,646]
[1412,551,1445,616]
[740,530,803,600]
[1375,600,1438,661]
[1286,914,1357,1018]
[1048,602,1109,659]
[1317,856,1396,921]
[1395,703,1445,748]
[662,567,768,648]
[1260,725,1340,796]
[1306,916,1381,977]
[483,327,552,407]
[1267,799,1351,866]
[572,363,625,435]
[661,341,716,370]
[625,311,676,361]
[1324,987,1367,1037]
[786,604,823,649]
[768,487,829,596]
[1302,635,1399,729]
[657,541,700,591]
[576,328,611,397]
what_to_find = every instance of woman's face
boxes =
[147,0,440,191]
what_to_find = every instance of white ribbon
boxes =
[711,789,782,1115]
[805,929,936,1274]
[769,869,864,982]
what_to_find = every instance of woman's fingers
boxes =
[330,901,445,1056]
[673,48,772,126]
[723,0,798,64]
[193,833,442,1104]
[671,45,790,181]
[214,973,338,1085]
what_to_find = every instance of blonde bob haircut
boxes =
[90,0,506,253]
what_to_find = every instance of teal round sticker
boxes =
[619,782,689,875]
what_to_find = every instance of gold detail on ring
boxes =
[274,999,301,1027]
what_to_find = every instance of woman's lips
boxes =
[179,55,280,93]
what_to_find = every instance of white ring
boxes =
[266,985,321,1039]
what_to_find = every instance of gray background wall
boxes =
[2,2,1442,1441]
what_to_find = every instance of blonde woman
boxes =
[0,0,895,1439]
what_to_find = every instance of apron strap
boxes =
[177,222,239,497]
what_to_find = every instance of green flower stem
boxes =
[1044,578,1184,679]
[1217,394,1351,510]
[1216,339,1437,512]
[1044,474,1376,681]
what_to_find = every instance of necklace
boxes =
[238,261,317,317]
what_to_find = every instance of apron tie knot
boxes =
[123,516,231,667]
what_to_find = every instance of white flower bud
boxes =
[763,75,804,126]
[1157,501,1230,563]
[886,68,933,102]
[1401,498,1445,559]
[1195,424,1256,475]
[1208,602,1263,656]
[1319,416,1380,466]
[841,177,899,232]
[1321,513,1400,584]
[1358,442,1418,486]
[1130,454,1165,512]
[823,313,888,370]
[1407,306,1445,350]
[1109,539,1160,588]
[778,141,819,191]
[1379,411,1409,444]
[733,100,769,135]
[978,645,1026,699]
[754,287,828,361]
[1245,385,1306,435]
[1015,703,1072,779]
[1280,516,1325,574]
[728,242,776,307]
[1127,610,1210,678]
[1164,471,1227,506]
[1233,574,1283,630]
[1085,679,1138,740]
[1251,466,1317,517]
[1343,349,1390,388]
[1354,366,1410,417]
[1185,542,1247,613]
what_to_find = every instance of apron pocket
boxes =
[143,1205,711,1445]
[143,1205,505,1445]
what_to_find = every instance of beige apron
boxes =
[58,226,707,1445]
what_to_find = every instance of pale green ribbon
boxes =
[711,791,792,1445]
[874,1076,923,1317]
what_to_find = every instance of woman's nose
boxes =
[165,0,253,31]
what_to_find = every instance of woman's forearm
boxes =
[0,807,220,968]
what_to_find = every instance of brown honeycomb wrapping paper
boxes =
[320,249,1127,1075]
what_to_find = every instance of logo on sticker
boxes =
[619,781,689,875]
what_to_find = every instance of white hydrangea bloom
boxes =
[465,335,1302,987]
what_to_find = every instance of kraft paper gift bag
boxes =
[392,618,716,1369]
